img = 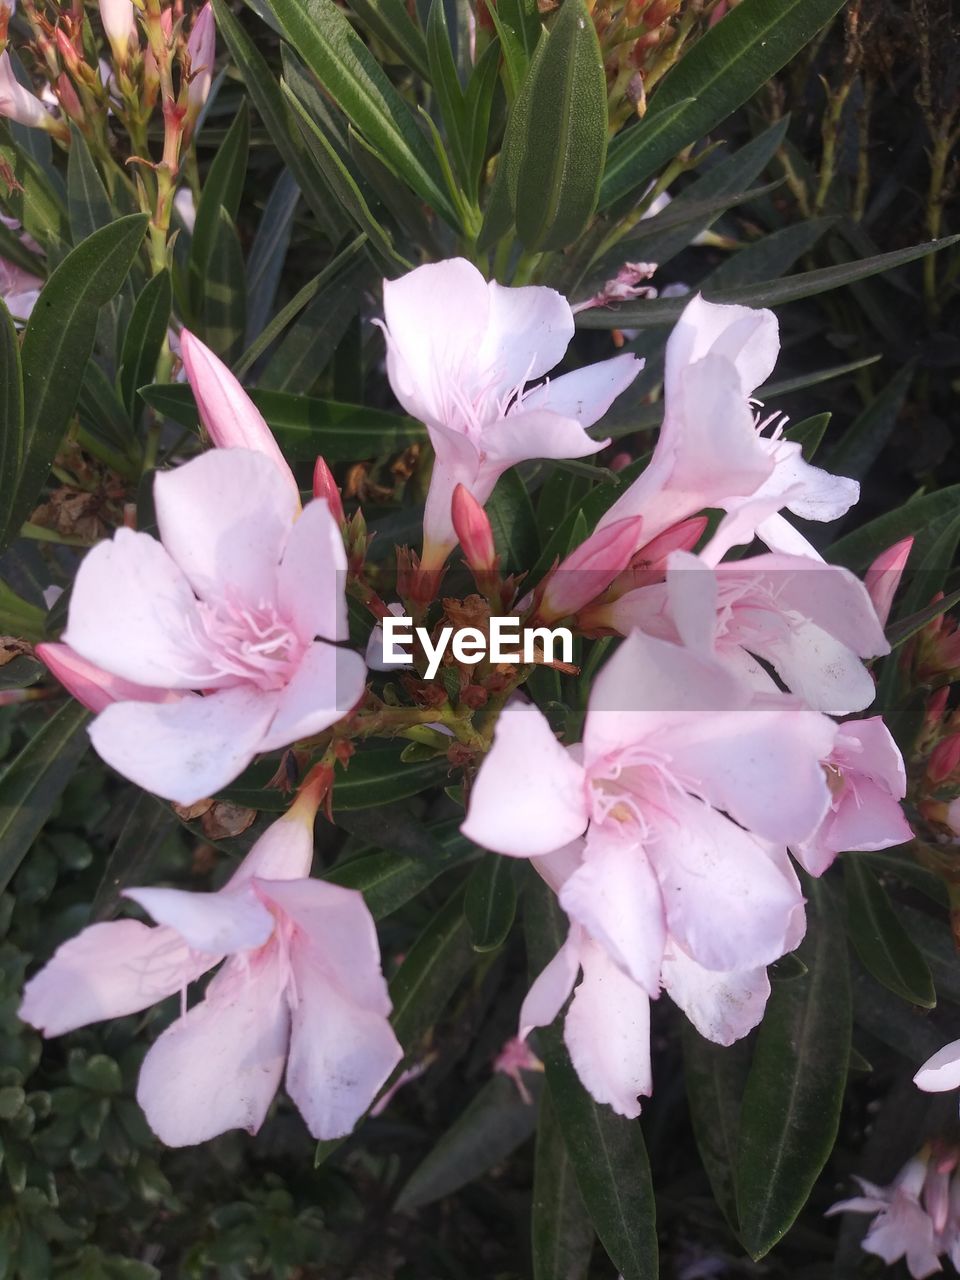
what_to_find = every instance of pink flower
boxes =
[179,329,298,499]
[793,717,912,876]
[827,1154,943,1279]
[493,1036,543,1105]
[57,448,366,804]
[378,258,641,569]
[572,261,658,313]
[185,3,215,128]
[462,631,836,1113]
[0,51,54,130]
[866,536,913,627]
[594,295,858,557]
[536,515,645,623]
[602,549,890,715]
[19,786,402,1146]
[0,255,42,321]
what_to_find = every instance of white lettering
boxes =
[523,625,573,666]
[421,626,453,680]
[489,615,521,663]
[381,615,414,665]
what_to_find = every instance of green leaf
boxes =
[92,791,177,922]
[526,878,658,1280]
[66,127,113,244]
[828,484,960,570]
[892,507,960,621]
[266,0,459,226]
[504,0,607,251]
[823,362,915,481]
[222,746,446,812]
[0,299,24,521]
[199,209,247,362]
[188,100,249,313]
[426,0,471,191]
[390,886,475,1051]
[886,587,960,650]
[735,879,851,1260]
[465,853,518,951]
[784,412,830,461]
[579,237,960,329]
[844,858,936,1008]
[348,0,430,79]
[245,168,300,345]
[211,0,348,241]
[532,1088,595,1280]
[464,40,500,197]
[682,1022,751,1232]
[139,381,425,460]
[0,701,91,895]
[599,0,846,208]
[118,270,172,419]
[1,214,148,551]
[0,578,44,643]
[395,1074,539,1211]
[487,469,539,574]
[704,217,836,289]
[0,124,69,249]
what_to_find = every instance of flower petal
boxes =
[564,938,652,1119]
[519,929,582,1038]
[650,796,805,973]
[521,352,642,427]
[481,408,604,473]
[276,498,349,643]
[89,685,279,804]
[759,620,879,715]
[123,883,275,955]
[36,642,180,714]
[256,641,366,754]
[481,277,574,388]
[19,920,210,1036]
[661,943,770,1046]
[136,951,290,1146]
[558,825,665,995]
[461,703,588,856]
[154,448,298,607]
[914,1039,960,1093]
[665,294,780,398]
[63,527,203,689]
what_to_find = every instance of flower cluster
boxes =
[20,256,914,1145]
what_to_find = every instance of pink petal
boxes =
[63,527,203,689]
[258,878,392,1014]
[461,703,589,856]
[154,448,298,608]
[420,423,482,566]
[665,294,780,399]
[558,825,665,996]
[180,330,298,498]
[276,498,348,643]
[822,784,913,855]
[481,277,574,388]
[519,929,582,1039]
[36,642,180,714]
[137,951,290,1146]
[256,640,365,753]
[185,3,216,115]
[662,549,719,654]
[521,352,642,427]
[755,439,859,524]
[865,537,913,627]
[19,920,211,1036]
[914,1040,960,1093]
[836,716,907,798]
[481,407,604,472]
[661,943,770,1046]
[123,883,275,954]
[650,796,805,973]
[564,938,652,1119]
[229,808,316,885]
[757,619,878,715]
[540,515,646,622]
[89,685,279,804]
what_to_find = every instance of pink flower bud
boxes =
[185,3,215,123]
[451,484,497,574]
[37,642,179,714]
[865,536,912,628]
[99,0,137,65]
[632,515,708,571]
[0,51,53,130]
[179,328,299,501]
[538,515,645,623]
[929,734,960,785]
[313,456,345,526]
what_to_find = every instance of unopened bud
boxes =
[99,0,137,67]
[538,514,644,624]
[865,536,912,628]
[313,456,345,526]
[451,484,496,573]
[184,3,215,137]
[0,51,55,131]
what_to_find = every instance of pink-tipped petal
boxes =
[256,640,365,754]
[123,884,275,955]
[185,3,216,118]
[137,951,290,1146]
[866,537,913,627]
[36,642,179,713]
[541,515,645,621]
[276,498,349,644]
[179,330,296,494]
[461,703,588,857]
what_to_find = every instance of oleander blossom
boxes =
[378,257,642,569]
[44,447,366,804]
[19,785,402,1146]
[462,629,840,1115]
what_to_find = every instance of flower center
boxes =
[184,592,306,691]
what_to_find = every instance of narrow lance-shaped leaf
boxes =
[532,1088,595,1280]
[844,858,936,1009]
[465,853,518,951]
[0,298,24,523]
[118,269,172,419]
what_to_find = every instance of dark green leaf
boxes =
[92,791,177,921]
[735,879,851,1260]
[187,101,249,312]
[464,39,500,197]
[681,1021,751,1232]
[828,485,960,570]
[426,0,471,191]
[705,217,836,289]
[532,1088,595,1280]
[395,1074,539,1211]
[823,362,915,481]
[0,701,90,895]
[487,469,539,574]
[266,0,458,225]
[245,168,300,345]
[0,124,69,249]
[505,0,607,251]
[118,270,172,419]
[599,0,846,208]
[784,412,830,461]
[892,508,960,621]
[139,381,425,460]
[844,858,935,1008]
[886,587,960,650]
[0,300,24,521]
[199,209,247,362]
[348,0,430,79]
[390,886,475,1050]
[576,237,960,329]
[465,853,518,951]
[2,214,148,551]
[66,127,113,244]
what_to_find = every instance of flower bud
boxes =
[37,642,179,714]
[538,515,644,624]
[0,51,54,130]
[313,456,345,527]
[99,0,137,67]
[451,484,496,574]
[184,3,214,136]
[865,536,912,628]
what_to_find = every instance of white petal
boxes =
[277,498,349,643]
[914,1039,960,1093]
[257,641,366,753]
[521,352,642,427]
[123,883,275,955]
[661,944,770,1046]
